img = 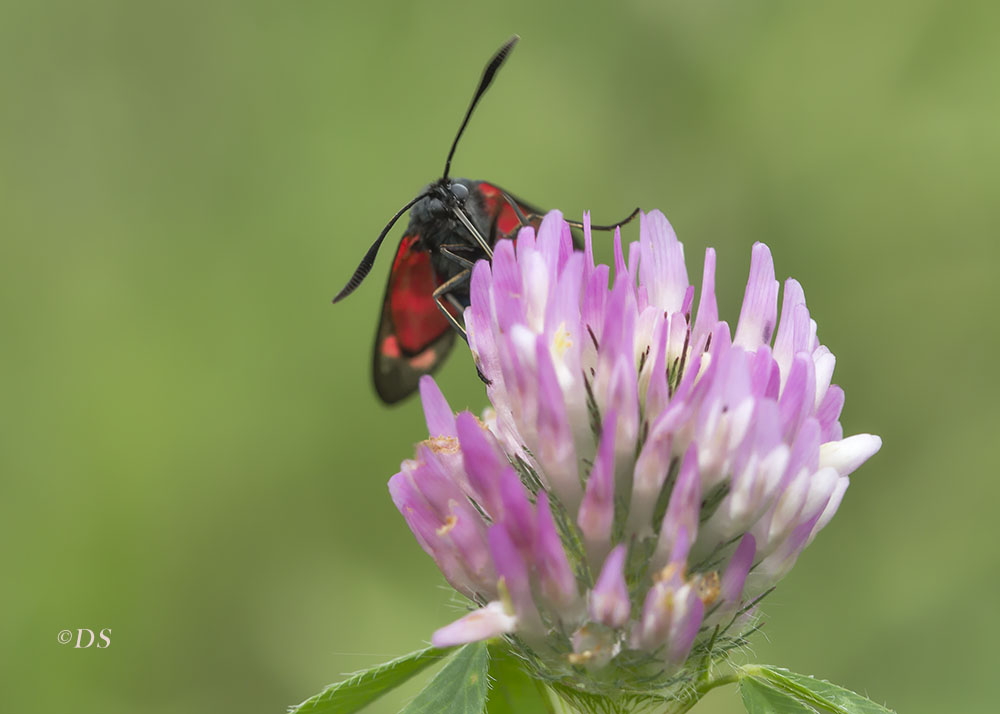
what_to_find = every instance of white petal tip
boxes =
[819,433,882,477]
[430,601,517,648]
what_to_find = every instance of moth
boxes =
[333,36,636,403]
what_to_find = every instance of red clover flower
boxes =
[388,210,881,698]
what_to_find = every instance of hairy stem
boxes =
[663,672,741,714]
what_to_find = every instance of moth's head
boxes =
[412,178,474,224]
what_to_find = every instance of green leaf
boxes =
[289,646,447,714]
[400,641,490,714]
[485,647,553,714]
[740,677,819,714]
[742,665,896,714]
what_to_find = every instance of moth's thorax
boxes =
[408,178,491,255]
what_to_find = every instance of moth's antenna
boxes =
[332,192,431,303]
[442,35,519,179]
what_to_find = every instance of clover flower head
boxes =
[389,210,881,697]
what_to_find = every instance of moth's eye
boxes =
[449,182,470,201]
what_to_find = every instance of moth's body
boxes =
[408,177,501,308]
[367,177,538,403]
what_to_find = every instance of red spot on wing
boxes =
[388,235,451,355]
[408,347,440,370]
[380,334,401,358]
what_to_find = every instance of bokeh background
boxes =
[2,1,997,712]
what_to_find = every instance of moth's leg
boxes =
[490,211,500,245]
[432,269,491,386]
[439,244,477,270]
[451,206,493,259]
[501,191,532,228]
[488,206,501,244]
[565,207,641,231]
[432,269,472,343]
[524,206,642,231]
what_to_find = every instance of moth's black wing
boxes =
[371,232,457,404]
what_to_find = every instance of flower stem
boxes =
[664,672,742,714]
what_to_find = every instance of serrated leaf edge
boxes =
[289,646,451,714]
[742,665,896,714]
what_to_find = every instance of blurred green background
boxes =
[2,1,997,712]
